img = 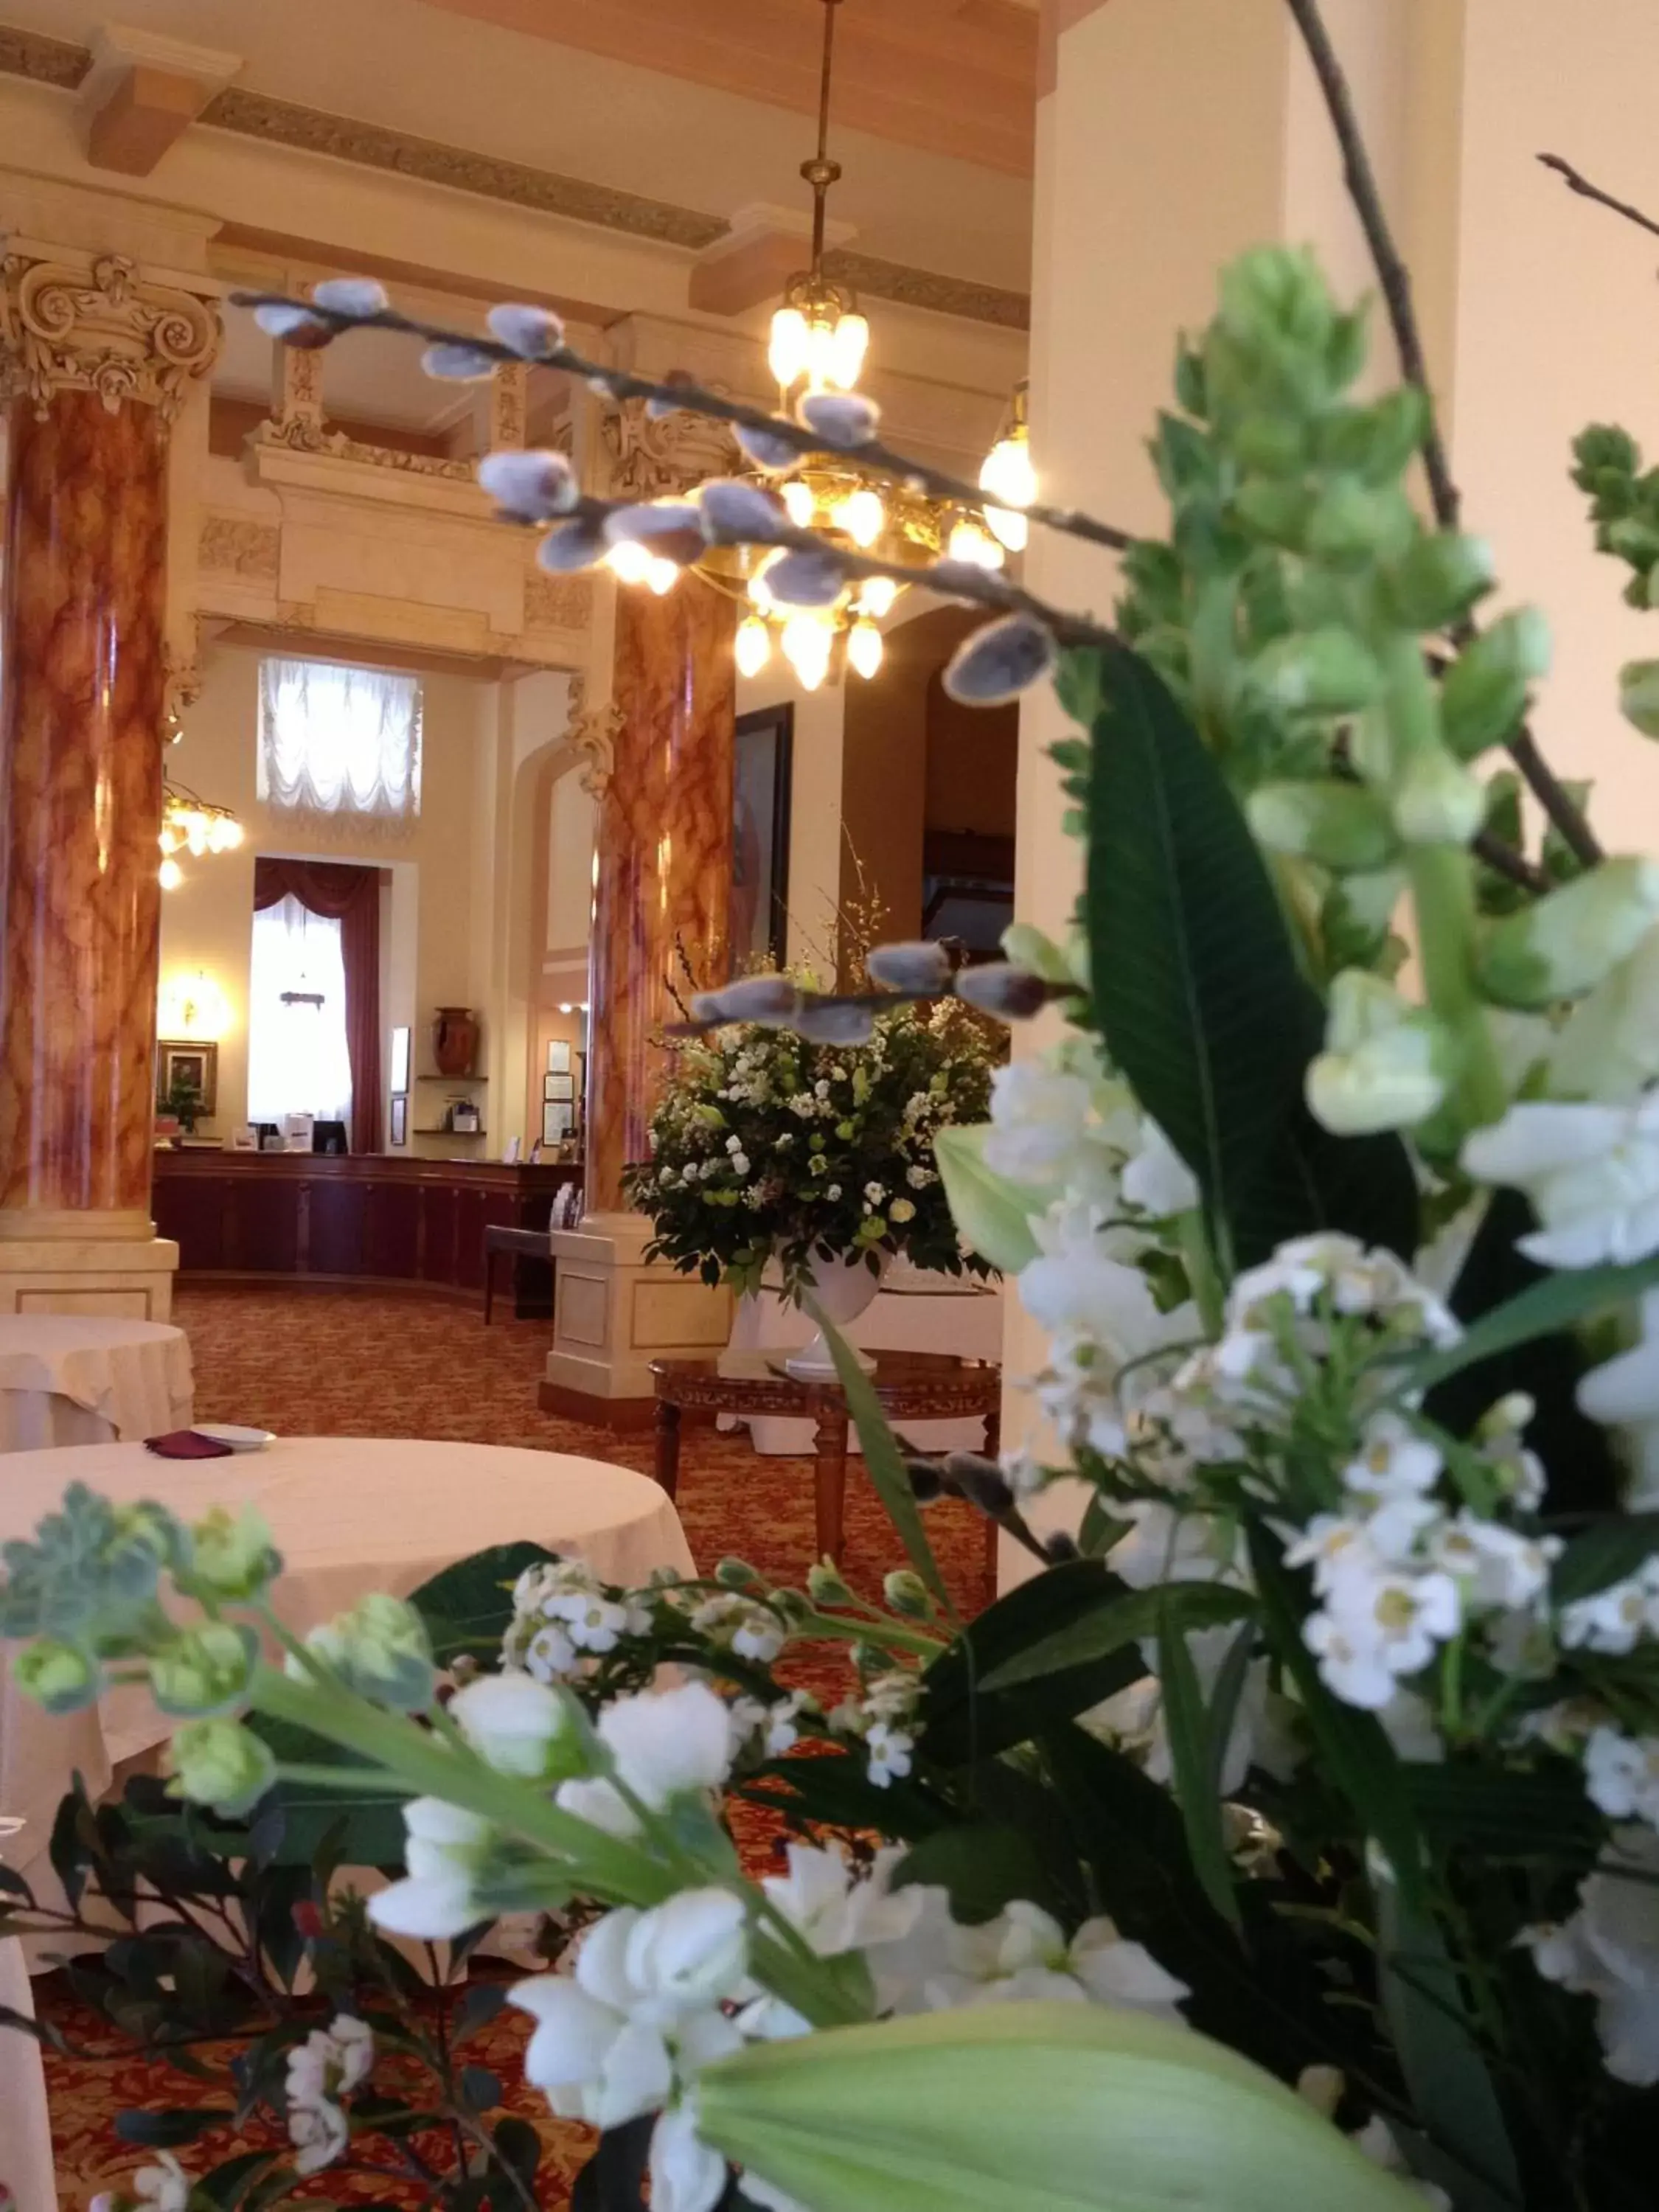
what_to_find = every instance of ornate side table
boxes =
[648,1349,1001,1578]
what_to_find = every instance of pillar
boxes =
[0,246,217,1314]
[543,397,739,1420]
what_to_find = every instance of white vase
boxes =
[784,1248,891,1380]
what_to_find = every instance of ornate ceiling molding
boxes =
[599,395,738,500]
[0,27,1030,333]
[0,251,220,419]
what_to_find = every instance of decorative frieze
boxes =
[563,674,625,801]
[524,571,593,632]
[600,395,737,500]
[199,513,281,581]
[0,251,218,420]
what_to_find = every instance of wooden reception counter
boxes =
[152,1150,580,1307]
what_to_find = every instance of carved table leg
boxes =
[653,1399,681,1501]
[982,1397,1002,1604]
[812,1405,849,1565]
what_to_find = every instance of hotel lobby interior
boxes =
[4,2,1659,2208]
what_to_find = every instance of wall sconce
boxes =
[159,968,229,1041]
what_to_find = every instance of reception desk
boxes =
[153,1152,580,1312]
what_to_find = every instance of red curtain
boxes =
[253,858,383,1153]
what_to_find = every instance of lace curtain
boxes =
[257,656,422,829]
[246,894,354,1129]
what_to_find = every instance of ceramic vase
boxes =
[431,1006,480,1077]
[784,1248,891,1380]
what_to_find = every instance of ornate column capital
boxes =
[599,394,737,498]
[0,248,219,422]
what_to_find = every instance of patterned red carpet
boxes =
[33,1286,990,2208]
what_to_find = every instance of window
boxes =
[246,894,353,1128]
[257,656,422,828]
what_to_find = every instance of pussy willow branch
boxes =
[1539,152,1659,243]
[228,290,1133,554]
[1284,0,1604,871]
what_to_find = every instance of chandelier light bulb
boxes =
[837,487,885,549]
[768,306,810,389]
[858,576,898,619]
[735,614,772,678]
[980,431,1035,553]
[948,518,1006,571]
[803,317,839,392]
[159,857,184,891]
[781,479,816,528]
[828,311,869,392]
[158,824,180,855]
[846,618,883,680]
[644,554,681,596]
[781,611,833,692]
[606,539,655,587]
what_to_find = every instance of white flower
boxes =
[1585,1725,1659,1829]
[1324,1565,1461,1674]
[1230,1234,1458,1343]
[1341,1413,1443,1505]
[1526,1827,1659,2082]
[1426,1514,1559,1610]
[650,2098,730,2212]
[1110,1505,1237,1592]
[826,1183,842,1200]
[287,2015,374,2118]
[864,1180,886,1204]
[366,1797,493,1939]
[727,1693,806,1761]
[524,1621,580,1681]
[450,1670,572,1778]
[983,1061,1124,1195]
[865,1720,914,1787]
[545,1589,635,1655]
[1462,1096,1659,1268]
[1302,1613,1400,1709]
[1559,1570,1659,1655]
[731,1152,751,1177]
[924,1901,1189,2023]
[105,2156,189,2212]
[1119,1119,1199,1216]
[289,2097,349,2176]
[690,1593,785,1663]
[559,1681,736,1834]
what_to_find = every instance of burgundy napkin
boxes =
[145,1429,234,1459]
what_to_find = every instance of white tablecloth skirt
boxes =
[0,1934,58,2211]
[727,1264,1004,1454]
[0,1317,194,1453]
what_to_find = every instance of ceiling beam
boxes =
[80,25,240,178]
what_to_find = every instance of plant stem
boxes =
[1538,152,1659,242]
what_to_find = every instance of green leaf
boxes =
[1245,1524,1427,1909]
[977,1579,1253,1697]
[1405,1250,1659,1395]
[408,1540,560,1662]
[116,2107,238,2147]
[698,2003,1425,2212]
[1403,1763,1603,1868]
[246,1715,407,1867]
[893,1823,1070,1927]
[1155,1601,1241,1929]
[810,1305,957,1621]
[932,1124,1043,1274]
[199,2152,278,2210]
[1551,1512,1659,1603]
[1377,1881,1524,2212]
[738,1754,949,1843]
[491,2115,544,2194]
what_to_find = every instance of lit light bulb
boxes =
[159,823,180,855]
[159,857,184,891]
[828,312,869,391]
[645,554,680,596]
[948,518,1005,571]
[846,619,883,680]
[803,318,837,391]
[606,540,653,585]
[183,810,209,856]
[781,479,816,528]
[835,487,884,549]
[768,306,810,389]
[222,818,245,850]
[858,576,898,620]
[980,431,1036,554]
[735,614,772,678]
[781,612,833,692]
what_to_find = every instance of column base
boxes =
[0,1233,180,1318]
[541,1211,730,1425]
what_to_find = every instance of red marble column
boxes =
[0,390,170,1231]
[585,581,735,1212]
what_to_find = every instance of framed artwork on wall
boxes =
[546,1039,571,1074]
[389,1093,408,1147]
[389,1025,411,1093]
[156,1039,218,1116]
[543,1072,574,1103]
[731,703,793,973]
[542,1101,575,1147]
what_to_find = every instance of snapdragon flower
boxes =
[1526,1827,1659,2084]
[557,1680,734,1836]
[1462,1095,1659,1267]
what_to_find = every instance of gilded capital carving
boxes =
[0,251,219,421]
[564,674,625,801]
[599,394,736,499]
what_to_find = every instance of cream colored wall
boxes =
[156,642,504,1153]
[734,669,847,978]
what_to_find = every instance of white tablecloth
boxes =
[0,1317,194,1454]
[728,1262,1004,1453]
[0,1931,57,2211]
[0,1437,695,1906]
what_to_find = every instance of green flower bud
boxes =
[1619,659,1659,739]
[1248,780,1397,871]
[1232,414,1306,476]
[170,1718,276,1815]
[1571,422,1641,493]
[1231,476,1312,550]
[1218,245,1335,358]
[1305,973,1449,1135]
[186,1503,280,1600]
[1321,867,1405,971]
[1304,479,1415,566]
[150,1621,258,1717]
[1477,856,1659,1006]
[807,1559,854,1607]
[1391,753,1486,847]
[1248,629,1383,716]
[1314,386,1430,484]
[15,1636,99,1714]
[1440,610,1551,759]
[715,1556,762,1588]
[1380,532,1493,629]
[883,1570,932,1619]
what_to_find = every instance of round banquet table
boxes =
[0,1928,57,2211]
[0,1315,194,1454]
[0,1436,695,1907]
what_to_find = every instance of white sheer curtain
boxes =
[246,895,354,1127]
[257,656,422,827]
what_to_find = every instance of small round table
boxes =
[650,1349,1001,1571]
[0,1315,193,1453]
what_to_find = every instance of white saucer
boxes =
[192,1423,276,1453]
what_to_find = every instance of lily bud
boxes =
[1478,857,1659,1006]
[170,1719,276,1815]
[1380,532,1494,630]
[1391,753,1486,847]
[1248,630,1382,716]
[714,1556,762,1587]
[883,1570,932,1618]
[1247,781,1397,871]
[1619,659,1659,739]
[1441,610,1551,759]
[1305,972,1448,1135]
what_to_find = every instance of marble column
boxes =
[0,248,217,1315]
[585,580,735,1212]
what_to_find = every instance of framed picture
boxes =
[389,1093,408,1147]
[156,1038,218,1116]
[389,1025,411,1093]
[542,1101,575,1147]
[543,1071,574,1103]
[731,703,793,972]
[546,1039,571,1075]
